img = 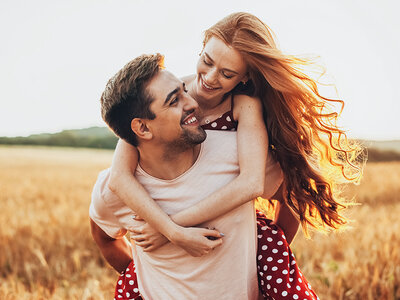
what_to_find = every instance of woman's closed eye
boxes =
[222,72,234,79]
[203,58,212,66]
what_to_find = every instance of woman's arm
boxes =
[109,140,181,239]
[108,139,223,253]
[170,95,269,226]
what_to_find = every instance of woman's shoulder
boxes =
[232,94,262,120]
[233,94,261,105]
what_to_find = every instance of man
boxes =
[90,54,261,299]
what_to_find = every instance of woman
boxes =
[109,12,362,299]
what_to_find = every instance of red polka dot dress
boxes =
[256,212,318,300]
[113,100,319,300]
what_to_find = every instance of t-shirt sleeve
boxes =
[89,169,127,239]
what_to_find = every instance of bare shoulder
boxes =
[233,94,262,107]
[180,74,196,85]
[233,94,262,120]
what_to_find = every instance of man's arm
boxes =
[90,218,132,273]
[270,185,299,244]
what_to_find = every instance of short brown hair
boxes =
[100,53,164,146]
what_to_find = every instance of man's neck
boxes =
[137,144,201,180]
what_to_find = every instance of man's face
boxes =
[145,69,206,152]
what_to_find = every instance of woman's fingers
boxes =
[130,227,143,235]
[135,240,152,248]
[130,234,147,242]
[208,237,223,250]
[143,244,157,252]
[202,228,224,240]
[133,215,144,221]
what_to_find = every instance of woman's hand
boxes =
[130,221,169,252]
[130,218,224,256]
[169,227,224,257]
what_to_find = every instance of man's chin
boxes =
[183,127,207,145]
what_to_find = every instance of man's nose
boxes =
[183,94,199,111]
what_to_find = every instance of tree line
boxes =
[1,127,399,162]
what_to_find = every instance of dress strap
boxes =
[230,94,235,113]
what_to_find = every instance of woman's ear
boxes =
[131,118,152,141]
[242,73,249,85]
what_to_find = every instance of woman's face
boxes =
[195,36,248,101]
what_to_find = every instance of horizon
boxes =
[1,1,399,140]
[1,125,399,143]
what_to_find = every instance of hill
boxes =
[0,127,118,149]
[1,127,400,161]
[361,140,400,152]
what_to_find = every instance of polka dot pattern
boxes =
[114,262,142,299]
[114,212,318,300]
[201,109,238,131]
[256,211,317,299]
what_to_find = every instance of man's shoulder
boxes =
[90,168,121,209]
[91,168,111,201]
[203,130,237,147]
[89,168,128,239]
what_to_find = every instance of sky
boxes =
[1,0,399,140]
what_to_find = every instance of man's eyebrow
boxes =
[204,52,239,75]
[164,86,180,105]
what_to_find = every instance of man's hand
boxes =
[169,227,224,257]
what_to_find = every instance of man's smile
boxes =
[182,113,199,126]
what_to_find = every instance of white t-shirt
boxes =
[90,130,283,300]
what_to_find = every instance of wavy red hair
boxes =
[204,12,364,232]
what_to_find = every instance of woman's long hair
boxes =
[204,12,364,232]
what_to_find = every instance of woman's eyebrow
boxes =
[204,52,238,75]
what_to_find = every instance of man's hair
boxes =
[100,53,165,146]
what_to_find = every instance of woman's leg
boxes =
[114,260,142,300]
[256,211,319,300]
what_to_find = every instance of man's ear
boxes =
[131,118,152,141]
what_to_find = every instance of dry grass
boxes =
[0,145,399,299]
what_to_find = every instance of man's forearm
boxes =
[271,186,299,245]
[90,219,133,273]
[99,237,133,273]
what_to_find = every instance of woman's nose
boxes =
[204,68,218,84]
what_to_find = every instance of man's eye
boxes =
[170,97,178,105]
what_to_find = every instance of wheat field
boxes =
[0,145,399,299]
